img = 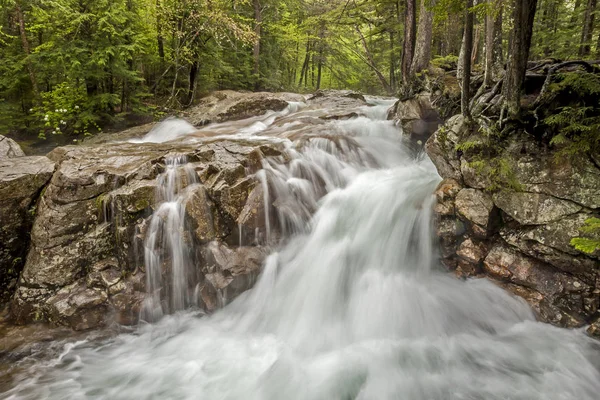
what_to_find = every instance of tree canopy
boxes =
[0,0,599,137]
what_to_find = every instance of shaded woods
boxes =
[0,0,599,137]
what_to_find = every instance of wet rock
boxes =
[9,137,283,329]
[484,244,592,327]
[0,156,55,304]
[457,239,487,265]
[493,191,582,225]
[47,284,109,331]
[433,178,461,216]
[388,93,442,142]
[199,242,268,311]
[188,90,304,126]
[425,115,464,182]
[455,189,494,231]
[0,136,25,159]
[501,213,599,282]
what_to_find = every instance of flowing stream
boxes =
[2,97,600,399]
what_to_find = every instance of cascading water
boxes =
[2,98,600,400]
[140,155,200,322]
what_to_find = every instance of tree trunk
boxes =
[187,59,199,105]
[462,0,474,119]
[15,2,40,100]
[401,0,417,83]
[390,31,396,91]
[299,40,310,86]
[484,0,503,86]
[316,44,323,90]
[580,0,597,57]
[156,0,165,59]
[502,0,538,119]
[471,24,481,65]
[411,0,436,75]
[253,0,262,89]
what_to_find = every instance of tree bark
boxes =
[484,0,503,86]
[401,0,417,83]
[462,0,474,119]
[411,0,436,75]
[502,0,538,119]
[187,59,199,105]
[580,0,597,57]
[156,0,165,60]
[15,2,40,100]
[299,39,310,87]
[253,0,262,89]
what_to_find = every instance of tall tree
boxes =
[580,0,597,56]
[14,1,39,100]
[502,0,538,119]
[253,0,263,89]
[483,0,503,87]
[411,0,436,75]
[462,0,474,119]
[401,0,417,83]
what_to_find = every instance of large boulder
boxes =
[0,135,25,159]
[388,93,442,143]
[187,90,305,126]
[11,139,284,330]
[0,156,55,304]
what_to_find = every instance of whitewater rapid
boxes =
[2,97,600,400]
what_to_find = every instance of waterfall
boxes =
[140,155,199,322]
[3,98,600,400]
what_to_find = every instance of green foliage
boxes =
[431,55,459,71]
[543,72,600,158]
[570,218,600,254]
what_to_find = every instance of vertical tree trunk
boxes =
[580,0,597,57]
[253,0,262,89]
[316,44,323,90]
[484,0,503,86]
[462,0,474,119]
[411,0,436,75]
[15,2,40,100]
[401,0,417,83]
[471,24,481,65]
[156,0,165,60]
[299,40,310,86]
[502,0,538,119]
[390,31,396,91]
[187,59,199,105]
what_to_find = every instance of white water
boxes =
[140,156,200,322]
[3,98,600,399]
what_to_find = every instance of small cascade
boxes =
[140,155,199,322]
[132,118,197,144]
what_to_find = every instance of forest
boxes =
[0,0,599,139]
